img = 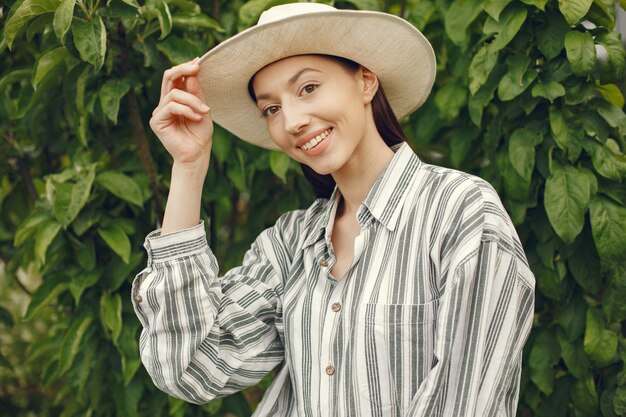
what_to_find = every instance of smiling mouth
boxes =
[300,128,332,151]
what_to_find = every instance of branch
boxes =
[117,21,165,222]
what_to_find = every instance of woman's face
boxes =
[252,55,379,176]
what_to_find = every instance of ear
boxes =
[359,66,379,104]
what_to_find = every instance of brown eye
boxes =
[302,84,318,95]
[262,105,280,118]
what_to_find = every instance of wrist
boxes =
[172,156,210,177]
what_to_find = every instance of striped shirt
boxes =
[132,142,535,417]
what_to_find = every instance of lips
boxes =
[299,128,332,151]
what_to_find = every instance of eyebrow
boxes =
[255,68,322,101]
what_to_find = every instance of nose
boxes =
[282,102,310,135]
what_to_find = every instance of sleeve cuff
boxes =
[143,221,208,264]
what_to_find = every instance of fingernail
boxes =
[200,103,209,111]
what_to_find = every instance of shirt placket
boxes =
[317,223,370,414]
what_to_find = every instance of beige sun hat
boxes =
[197,2,436,151]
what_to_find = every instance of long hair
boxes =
[248,55,408,199]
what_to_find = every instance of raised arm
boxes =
[131,59,285,403]
[149,57,213,235]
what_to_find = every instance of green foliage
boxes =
[1,0,625,416]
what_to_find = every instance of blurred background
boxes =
[1,0,625,416]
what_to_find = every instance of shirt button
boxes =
[134,295,143,303]
[319,258,329,267]
[325,365,336,376]
[331,302,341,312]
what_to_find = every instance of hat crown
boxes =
[258,3,336,25]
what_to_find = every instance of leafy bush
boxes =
[1,0,625,416]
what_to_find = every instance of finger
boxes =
[184,70,208,103]
[160,57,201,100]
[153,88,210,116]
[152,101,206,126]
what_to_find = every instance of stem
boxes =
[211,0,220,21]
[117,21,165,222]
[400,0,407,17]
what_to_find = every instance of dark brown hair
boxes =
[249,55,408,199]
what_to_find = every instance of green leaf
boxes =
[171,12,224,32]
[520,0,548,9]
[572,374,599,415]
[72,15,107,72]
[155,0,172,39]
[587,0,616,29]
[96,171,143,207]
[434,83,467,121]
[75,237,96,271]
[529,330,561,395]
[468,65,505,126]
[559,295,586,341]
[544,163,591,244]
[100,293,123,343]
[595,100,626,139]
[53,0,75,43]
[113,377,143,417]
[564,31,596,76]
[536,12,569,60]
[98,224,131,263]
[63,165,95,227]
[69,269,100,305]
[549,106,583,150]
[586,139,626,181]
[444,0,484,45]
[35,218,62,264]
[531,81,566,102]
[484,0,511,20]
[469,44,499,94]
[589,196,626,265]
[24,273,68,320]
[58,314,94,374]
[583,308,618,365]
[483,4,528,51]
[3,0,59,49]
[32,47,69,90]
[557,330,591,378]
[595,31,626,84]
[99,79,130,125]
[238,0,292,28]
[15,211,49,246]
[508,128,542,181]
[568,236,602,294]
[596,84,625,108]
[156,34,203,65]
[269,151,290,183]
[559,0,593,24]
[498,65,537,101]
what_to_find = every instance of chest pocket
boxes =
[354,299,438,413]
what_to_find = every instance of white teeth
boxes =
[301,129,331,151]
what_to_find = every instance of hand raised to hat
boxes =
[149,57,213,168]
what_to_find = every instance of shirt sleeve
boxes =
[406,181,535,416]
[131,218,292,404]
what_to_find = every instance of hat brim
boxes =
[197,9,436,150]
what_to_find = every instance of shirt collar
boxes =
[303,142,421,248]
[358,142,421,231]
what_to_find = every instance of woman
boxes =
[132,3,535,416]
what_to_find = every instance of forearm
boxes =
[161,157,209,235]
